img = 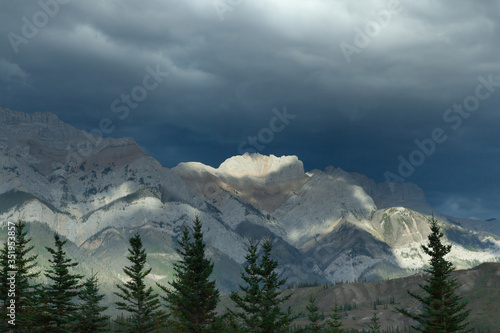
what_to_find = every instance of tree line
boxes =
[0,216,474,332]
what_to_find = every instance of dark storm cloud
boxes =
[0,0,499,219]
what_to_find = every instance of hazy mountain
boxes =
[1,107,499,298]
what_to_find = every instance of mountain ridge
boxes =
[1,107,499,295]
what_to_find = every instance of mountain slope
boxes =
[1,107,499,292]
[246,262,500,331]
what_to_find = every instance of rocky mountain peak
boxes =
[0,107,149,175]
[173,162,217,177]
[0,107,76,143]
[0,107,64,126]
[217,153,305,184]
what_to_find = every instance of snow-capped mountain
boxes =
[1,107,499,292]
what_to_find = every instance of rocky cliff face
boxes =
[218,154,306,184]
[174,154,309,216]
[0,107,207,244]
[0,107,144,175]
[1,107,499,291]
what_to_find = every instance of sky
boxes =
[0,0,499,220]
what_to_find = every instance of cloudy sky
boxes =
[1,0,499,219]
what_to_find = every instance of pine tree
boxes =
[228,239,263,332]
[305,295,323,333]
[325,298,343,333]
[114,232,166,333]
[41,233,83,332]
[0,241,11,330]
[27,284,48,332]
[259,238,298,332]
[230,237,298,333]
[11,220,42,331]
[396,216,472,332]
[159,216,220,332]
[75,272,110,332]
[369,312,381,333]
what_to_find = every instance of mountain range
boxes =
[1,107,499,299]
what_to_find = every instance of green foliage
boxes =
[260,238,299,332]
[0,241,11,330]
[114,233,166,333]
[229,237,298,333]
[305,295,323,332]
[75,272,110,332]
[11,221,42,330]
[325,298,344,333]
[368,312,381,333]
[396,216,472,332]
[39,233,83,332]
[159,216,220,332]
[228,239,262,332]
[0,215,494,332]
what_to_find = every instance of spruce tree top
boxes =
[114,232,166,333]
[396,217,472,333]
[159,216,220,332]
[45,233,83,290]
[124,232,151,282]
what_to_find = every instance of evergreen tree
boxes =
[27,284,49,332]
[220,311,244,333]
[305,295,322,333]
[230,237,298,333]
[259,238,298,332]
[228,239,263,332]
[159,216,220,332]
[396,216,472,332]
[368,312,381,333]
[114,232,166,333]
[210,313,237,333]
[5,220,42,332]
[0,241,11,331]
[41,233,83,332]
[75,272,110,332]
[325,299,343,333]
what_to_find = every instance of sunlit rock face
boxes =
[1,107,500,289]
[0,108,205,245]
[173,153,311,226]
[173,153,378,247]
[217,153,306,184]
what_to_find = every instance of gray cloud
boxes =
[0,0,499,219]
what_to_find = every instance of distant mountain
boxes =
[1,107,499,302]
